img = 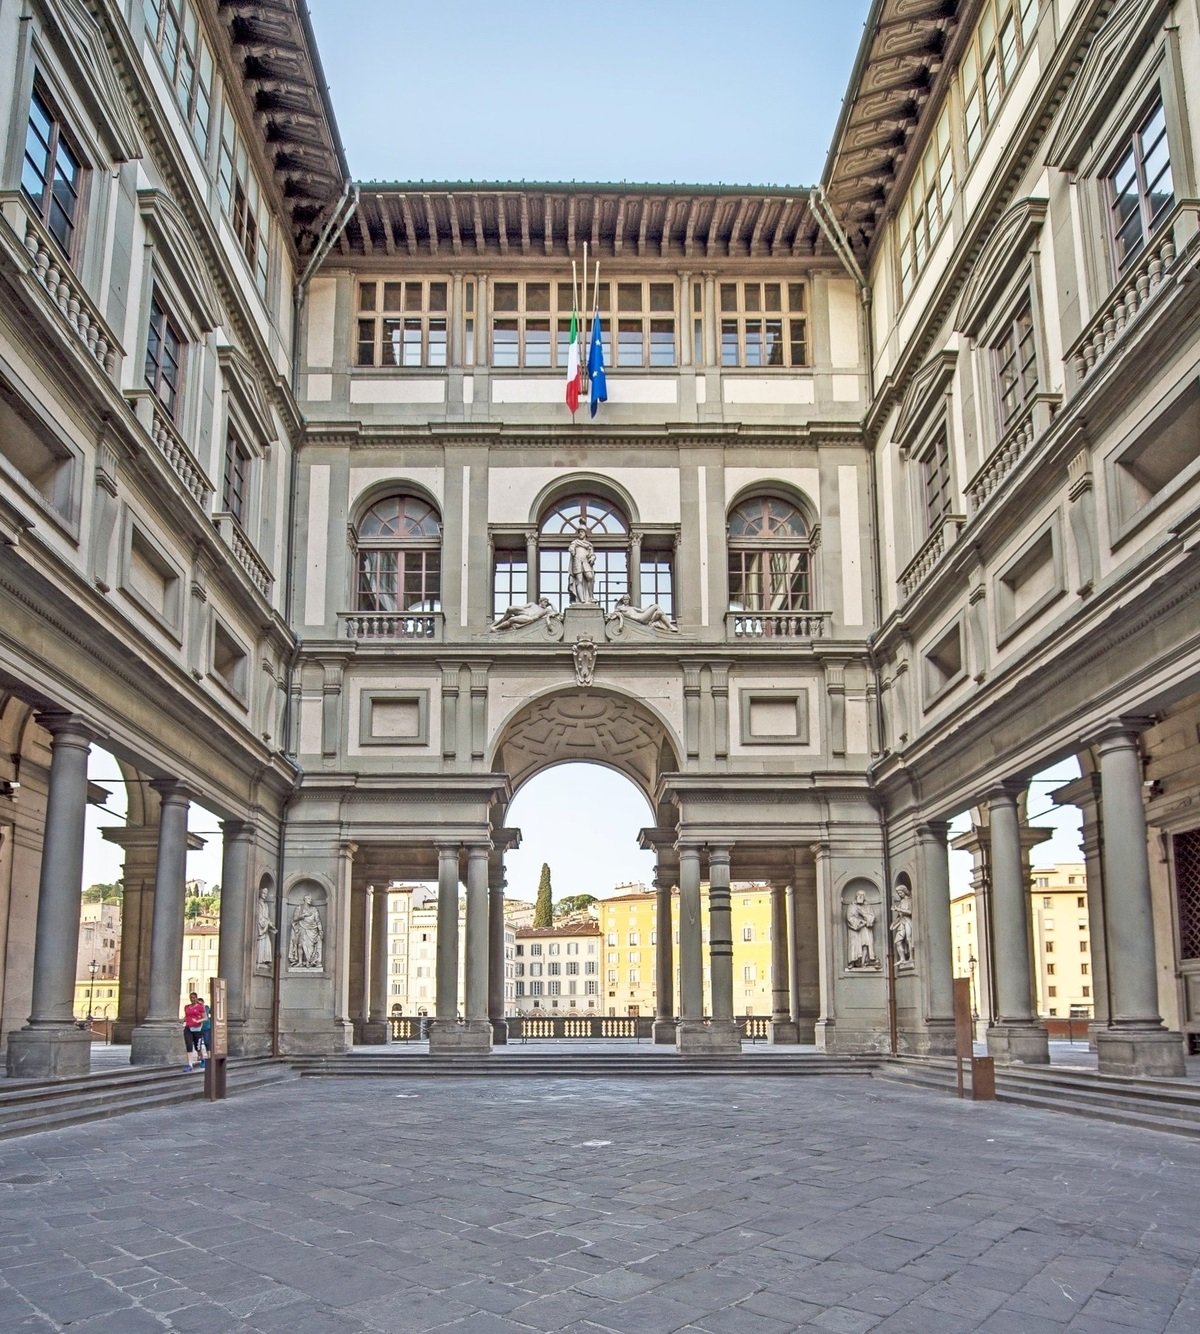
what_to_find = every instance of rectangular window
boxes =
[217,98,270,296]
[548,981,561,996]
[584,960,597,975]
[22,87,84,260]
[357,280,449,368]
[566,961,579,975]
[492,549,528,618]
[718,282,806,368]
[529,943,542,955]
[145,295,184,420]
[897,104,955,298]
[960,1,1039,166]
[586,980,598,995]
[639,552,674,616]
[1108,96,1174,273]
[547,962,560,976]
[608,280,676,367]
[993,297,1038,429]
[144,0,214,156]
[922,429,952,533]
[356,548,440,613]
[222,431,250,523]
[490,280,575,368]
[530,981,543,997]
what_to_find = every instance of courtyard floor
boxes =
[0,1071,1197,1333]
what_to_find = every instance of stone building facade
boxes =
[1,0,1198,1079]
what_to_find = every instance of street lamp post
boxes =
[87,958,98,1024]
[967,952,978,1025]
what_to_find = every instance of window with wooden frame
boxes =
[354,494,442,613]
[1107,94,1174,274]
[222,430,250,524]
[726,496,812,613]
[144,294,185,419]
[607,280,676,367]
[21,86,84,260]
[719,281,806,368]
[216,97,269,296]
[897,104,955,299]
[490,280,576,369]
[992,295,1038,430]
[538,495,629,613]
[356,281,448,368]
[492,541,528,618]
[920,428,953,535]
[143,0,214,156]
[960,0,1040,164]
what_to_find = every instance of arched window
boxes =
[355,493,441,612]
[727,496,811,612]
[538,494,629,612]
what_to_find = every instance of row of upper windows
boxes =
[897,0,1174,302]
[354,278,810,371]
[21,2,272,301]
[351,490,817,619]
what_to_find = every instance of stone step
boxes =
[290,1053,880,1078]
[878,1058,1200,1139]
[0,1057,293,1140]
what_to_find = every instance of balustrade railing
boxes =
[2,192,122,381]
[965,393,1061,512]
[213,512,273,599]
[339,610,443,641]
[1067,200,1199,390]
[381,1014,773,1042]
[126,390,214,508]
[898,513,965,601]
[725,610,830,641]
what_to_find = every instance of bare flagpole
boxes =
[581,241,589,388]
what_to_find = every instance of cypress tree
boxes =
[533,863,553,928]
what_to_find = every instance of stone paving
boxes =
[0,1072,1198,1333]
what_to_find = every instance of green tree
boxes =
[555,894,597,919]
[533,863,553,928]
[82,882,123,904]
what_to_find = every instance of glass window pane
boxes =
[721,320,739,366]
[649,283,674,312]
[649,321,675,367]
[428,283,447,311]
[493,282,519,312]
[744,284,761,313]
[492,320,519,366]
[526,282,550,311]
[427,320,447,367]
[617,283,641,313]
[763,284,781,312]
[526,320,551,367]
[720,283,738,312]
[787,283,805,311]
[617,320,643,367]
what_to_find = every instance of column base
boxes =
[277,1021,353,1056]
[652,1019,677,1045]
[129,1020,185,1067]
[676,1019,741,1055]
[226,1023,273,1058]
[429,1019,492,1053]
[986,1022,1049,1066]
[1096,1026,1186,1078]
[110,1020,136,1046]
[491,1020,509,1045]
[768,1020,800,1044]
[358,1021,390,1045]
[898,1018,957,1057]
[6,1026,92,1079]
[815,1020,889,1054]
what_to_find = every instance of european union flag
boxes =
[588,309,607,419]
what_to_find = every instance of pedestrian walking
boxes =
[183,992,206,1071]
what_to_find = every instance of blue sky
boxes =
[306,1,873,187]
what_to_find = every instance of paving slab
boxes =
[0,1073,1197,1331]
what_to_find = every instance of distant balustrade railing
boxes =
[338,610,443,641]
[965,392,1061,512]
[898,512,965,601]
[1067,200,1199,390]
[725,609,830,641]
[2,192,123,381]
[213,511,273,599]
[513,1015,649,1041]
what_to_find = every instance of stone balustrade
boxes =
[125,391,214,508]
[3,192,122,380]
[213,512,273,599]
[966,393,1061,513]
[338,610,443,641]
[725,610,830,641]
[898,513,965,601]
[1067,200,1199,389]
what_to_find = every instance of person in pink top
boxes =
[183,992,207,1072]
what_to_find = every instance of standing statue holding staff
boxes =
[568,526,596,604]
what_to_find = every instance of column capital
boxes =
[35,710,102,748]
[220,817,257,840]
[676,843,702,863]
[465,841,491,860]
[1090,718,1154,754]
[985,780,1026,808]
[707,844,731,866]
[916,820,951,843]
[149,777,199,808]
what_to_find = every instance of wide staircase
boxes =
[879,1055,1200,1140]
[289,1050,880,1079]
[0,1056,294,1140]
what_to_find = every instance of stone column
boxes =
[769,880,798,1043]
[461,844,493,1050]
[916,821,956,1055]
[216,819,254,1049]
[985,783,1049,1065]
[786,882,802,1026]
[488,855,508,1044]
[1094,725,1185,1076]
[432,843,460,1042]
[1060,773,1110,1041]
[348,884,368,1041]
[705,847,739,1049]
[652,866,676,1044]
[812,841,838,1050]
[675,845,704,1051]
[130,781,193,1066]
[793,856,821,1041]
[362,884,390,1043]
[6,713,95,1079]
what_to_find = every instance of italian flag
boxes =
[565,308,581,414]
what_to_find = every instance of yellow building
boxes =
[951,862,1093,1029]
[598,885,776,1018]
